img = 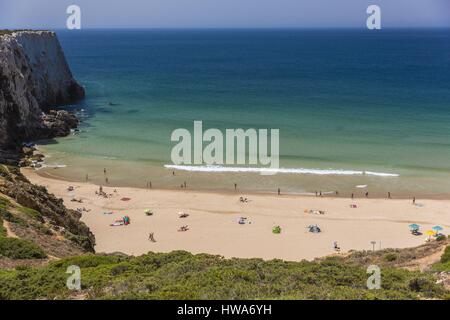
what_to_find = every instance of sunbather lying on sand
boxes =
[333,241,341,252]
[239,196,249,203]
[304,209,325,215]
[178,225,189,232]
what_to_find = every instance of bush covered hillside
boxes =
[0,244,448,300]
[0,165,95,269]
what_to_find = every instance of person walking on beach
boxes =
[278,188,280,196]
[234,183,237,191]
[365,192,369,198]
[388,192,391,199]
[319,191,322,197]
[351,193,354,199]
[184,181,187,188]
[104,168,107,175]
[413,197,416,205]
[148,232,156,242]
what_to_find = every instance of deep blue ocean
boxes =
[40,29,450,196]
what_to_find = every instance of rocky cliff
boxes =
[0,31,94,258]
[0,30,84,161]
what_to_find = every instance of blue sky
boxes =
[1,0,449,29]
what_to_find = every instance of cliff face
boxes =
[0,31,84,155]
[0,31,94,257]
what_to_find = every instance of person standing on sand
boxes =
[413,197,416,205]
[234,183,237,191]
[278,188,280,195]
[351,193,354,199]
[365,192,369,198]
[104,168,107,175]
[184,181,187,188]
[388,192,391,199]
[319,191,322,197]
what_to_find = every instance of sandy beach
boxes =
[23,168,450,261]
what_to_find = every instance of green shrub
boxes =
[0,209,28,227]
[0,195,10,208]
[0,217,6,237]
[0,250,446,300]
[0,237,46,259]
[384,253,398,262]
[441,246,450,263]
[17,207,42,220]
[408,277,444,297]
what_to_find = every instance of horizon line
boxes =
[3,26,450,31]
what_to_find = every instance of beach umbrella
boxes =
[425,230,436,236]
[432,226,443,232]
[408,224,420,230]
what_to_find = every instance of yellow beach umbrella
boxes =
[425,230,436,236]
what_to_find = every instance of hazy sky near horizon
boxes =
[1,0,449,29]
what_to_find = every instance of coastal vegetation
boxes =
[0,246,448,300]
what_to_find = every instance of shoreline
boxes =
[22,168,450,261]
[33,164,450,201]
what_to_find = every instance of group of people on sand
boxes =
[239,196,249,203]
[95,185,114,198]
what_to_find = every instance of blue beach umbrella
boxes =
[408,224,420,230]
[432,226,443,232]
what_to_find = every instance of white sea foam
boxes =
[35,163,67,170]
[164,165,399,177]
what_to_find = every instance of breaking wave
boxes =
[164,165,399,177]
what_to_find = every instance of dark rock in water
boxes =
[30,153,45,162]
[42,110,79,137]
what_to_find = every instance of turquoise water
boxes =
[40,29,450,197]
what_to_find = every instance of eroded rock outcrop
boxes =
[0,165,95,253]
[0,30,84,159]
